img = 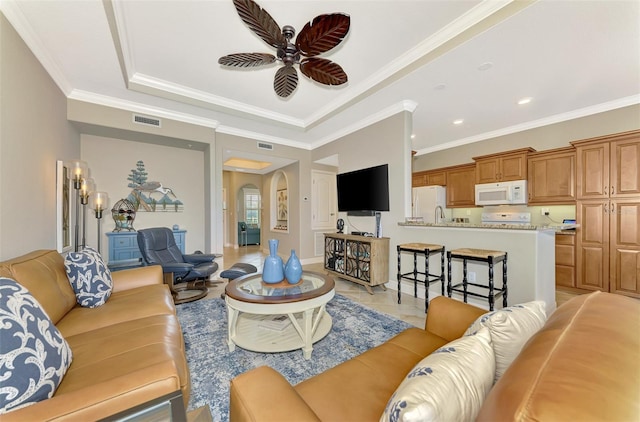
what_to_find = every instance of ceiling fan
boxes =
[218,0,350,98]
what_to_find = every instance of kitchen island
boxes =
[396,222,576,314]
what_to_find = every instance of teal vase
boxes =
[263,239,284,283]
[284,249,302,284]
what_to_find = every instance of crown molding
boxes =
[216,125,312,150]
[129,73,305,128]
[1,0,72,95]
[415,95,640,156]
[311,100,418,150]
[103,0,135,83]
[68,90,220,129]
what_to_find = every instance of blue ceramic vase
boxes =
[284,249,302,284]
[263,239,284,283]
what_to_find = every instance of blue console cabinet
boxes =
[106,230,186,269]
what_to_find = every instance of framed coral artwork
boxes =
[56,160,72,253]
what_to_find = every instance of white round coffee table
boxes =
[225,271,335,359]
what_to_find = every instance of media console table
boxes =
[324,233,389,294]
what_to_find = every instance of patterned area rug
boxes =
[175,294,412,421]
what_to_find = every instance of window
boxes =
[244,189,260,227]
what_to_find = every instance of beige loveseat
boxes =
[230,291,639,421]
[0,249,190,421]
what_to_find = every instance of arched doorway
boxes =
[236,184,261,246]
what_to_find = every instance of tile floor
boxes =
[205,244,577,328]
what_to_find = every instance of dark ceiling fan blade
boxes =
[218,53,276,68]
[232,0,286,48]
[295,13,350,57]
[274,65,298,98]
[300,57,347,86]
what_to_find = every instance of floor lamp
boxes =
[92,192,109,254]
[80,177,94,250]
[70,160,88,252]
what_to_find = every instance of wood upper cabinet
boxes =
[425,170,447,186]
[527,147,576,204]
[573,130,640,199]
[445,164,476,208]
[611,137,640,197]
[412,169,447,187]
[473,148,535,184]
[412,172,427,187]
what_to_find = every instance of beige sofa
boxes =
[0,249,190,421]
[230,291,639,421]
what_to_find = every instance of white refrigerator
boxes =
[412,186,447,223]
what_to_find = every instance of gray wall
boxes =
[81,134,206,254]
[312,111,413,279]
[0,14,80,260]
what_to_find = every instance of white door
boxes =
[312,170,337,230]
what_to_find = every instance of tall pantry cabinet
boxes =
[572,130,640,299]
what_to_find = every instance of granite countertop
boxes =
[398,221,579,231]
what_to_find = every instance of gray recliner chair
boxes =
[137,227,219,304]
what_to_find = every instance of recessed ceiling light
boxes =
[411,134,416,139]
[518,97,533,105]
[477,62,493,71]
[453,119,464,125]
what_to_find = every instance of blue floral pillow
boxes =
[64,247,113,308]
[0,277,73,414]
[380,328,494,422]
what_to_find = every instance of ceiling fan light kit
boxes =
[218,0,350,98]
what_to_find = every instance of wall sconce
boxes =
[69,160,88,252]
[92,191,109,254]
[80,177,94,250]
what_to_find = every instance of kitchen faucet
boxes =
[435,205,445,224]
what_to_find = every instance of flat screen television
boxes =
[337,164,390,216]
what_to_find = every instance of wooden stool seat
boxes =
[398,243,444,253]
[447,248,508,311]
[449,248,506,259]
[397,243,445,312]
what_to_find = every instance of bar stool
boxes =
[447,248,507,311]
[397,243,445,312]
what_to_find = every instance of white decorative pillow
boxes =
[380,327,494,422]
[0,277,73,413]
[65,247,113,308]
[464,300,547,382]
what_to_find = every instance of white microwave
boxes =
[475,180,528,206]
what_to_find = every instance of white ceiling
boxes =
[3,0,639,167]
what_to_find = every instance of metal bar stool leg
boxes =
[413,252,418,298]
[396,245,402,304]
[440,250,445,295]
[503,253,508,307]
[424,249,429,313]
[447,251,452,297]
[462,258,468,303]
[488,257,495,311]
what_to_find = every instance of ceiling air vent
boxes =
[133,114,161,128]
[257,141,273,151]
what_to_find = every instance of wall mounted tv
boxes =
[337,164,390,216]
